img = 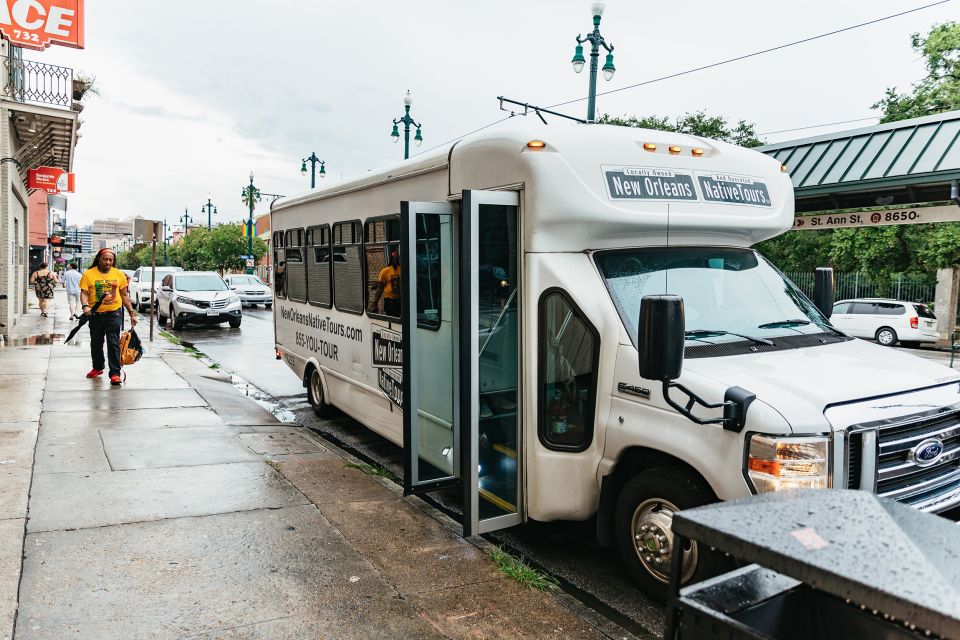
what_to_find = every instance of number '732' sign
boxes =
[0,0,84,51]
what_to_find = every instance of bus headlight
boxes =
[747,435,829,493]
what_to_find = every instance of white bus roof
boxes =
[274,122,794,250]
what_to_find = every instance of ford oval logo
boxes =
[908,438,945,467]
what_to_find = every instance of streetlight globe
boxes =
[591,1,605,17]
[403,90,413,107]
[414,127,423,147]
[391,123,400,142]
[572,44,586,73]
[319,163,326,178]
[602,52,616,81]
[249,171,254,182]
[300,161,308,176]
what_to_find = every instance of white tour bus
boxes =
[271,123,960,598]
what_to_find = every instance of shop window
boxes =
[306,225,332,307]
[364,216,401,320]
[284,228,306,302]
[333,221,364,314]
[538,290,599,451]
[273,231,286,298]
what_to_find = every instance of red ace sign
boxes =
[0,0,84,51]
[28,166,75,194]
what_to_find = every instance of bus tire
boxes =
[614,466,721,602]
[306,366,337,418]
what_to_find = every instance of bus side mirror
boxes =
[638,295,685,381]
[813,267,835,319]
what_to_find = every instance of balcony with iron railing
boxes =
[3,56,75,110]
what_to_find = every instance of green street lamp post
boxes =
[390,90,423,160]
[162,218,168,265]
[571,1,616,124]
[300,152,326,189]
[241,171,261,275]
[200,194,218,230]
[180,207,193,236]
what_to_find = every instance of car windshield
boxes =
[229,276,261,285]
[175,275,228,292]
[595,247,832,345]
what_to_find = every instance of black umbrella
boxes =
[65,296,105,344]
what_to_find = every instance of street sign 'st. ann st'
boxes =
[0,0,84,51]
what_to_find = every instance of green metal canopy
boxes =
[757,110,960,212]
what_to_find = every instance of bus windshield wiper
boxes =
[757,319,811,329]
[685,329,774,346]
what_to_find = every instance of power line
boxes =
[759,116,880,136]
[414,0,948,158]
[546,0,951,109]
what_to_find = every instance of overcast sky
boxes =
[41,0,957,227]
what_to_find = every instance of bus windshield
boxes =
[595,247,833,346]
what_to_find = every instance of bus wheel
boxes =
[614,466,719,602]
[307,367,337,418]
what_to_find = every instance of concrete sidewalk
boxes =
[0,292,626,639]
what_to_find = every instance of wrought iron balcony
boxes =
[3,57,73,109]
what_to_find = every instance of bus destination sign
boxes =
[603,166,698,202]
[697,173,772,208]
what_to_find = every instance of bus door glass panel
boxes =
[462,190,522,536]
[401,201,459,494]
[273,231,286,298]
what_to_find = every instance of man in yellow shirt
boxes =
[368,250,401,318]
[79,249,137,385]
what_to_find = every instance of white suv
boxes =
[130,266,182,311]
[157,271,242,330]
[831,298,939,347]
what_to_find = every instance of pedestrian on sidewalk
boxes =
[79,249,137,385]
[61,263,82,319]
[29,262,58,317]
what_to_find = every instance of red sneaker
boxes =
[86,369,103,378]
[110,375,122,386]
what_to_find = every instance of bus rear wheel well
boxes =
[596,447,716,547]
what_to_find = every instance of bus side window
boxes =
[333,221,364,315]
[364,216,401,319]
[538,289,600,452]
[285,228,306,302]
[307,225,331,307]
[273,231,286,298]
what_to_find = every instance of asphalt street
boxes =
[160,304,960,638]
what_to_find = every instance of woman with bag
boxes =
[29,262,58,317]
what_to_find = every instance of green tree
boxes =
[176,228,218,271]
[206,224,267,274]
[598,110,764,147]
[873,22,960,123]
[116,243,147,270]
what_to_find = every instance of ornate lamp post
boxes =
[200,194,218,230]
[241,171,261,275]
[300,152,326,189]
[390,90,423,160]
[180,207,193,236]
[571,1,616,123]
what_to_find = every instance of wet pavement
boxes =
[1,292,630,640]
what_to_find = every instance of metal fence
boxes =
[3,57,72,108]
[785,272,937,304]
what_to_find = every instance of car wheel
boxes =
[265,304,272,310]
[614,466,724,602]
[306,366,337,418]
[876,327,898,346]
[228,318,241,328]
[172,307,185,330]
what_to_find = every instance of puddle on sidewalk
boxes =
[230,374,297,423]
[4,333,66,346]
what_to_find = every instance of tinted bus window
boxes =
[333,221,363,314]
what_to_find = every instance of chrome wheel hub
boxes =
[631,498,698,584]
[310,371,322,405]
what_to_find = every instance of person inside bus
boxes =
[275,261,286,297]
[369,249,401,317]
